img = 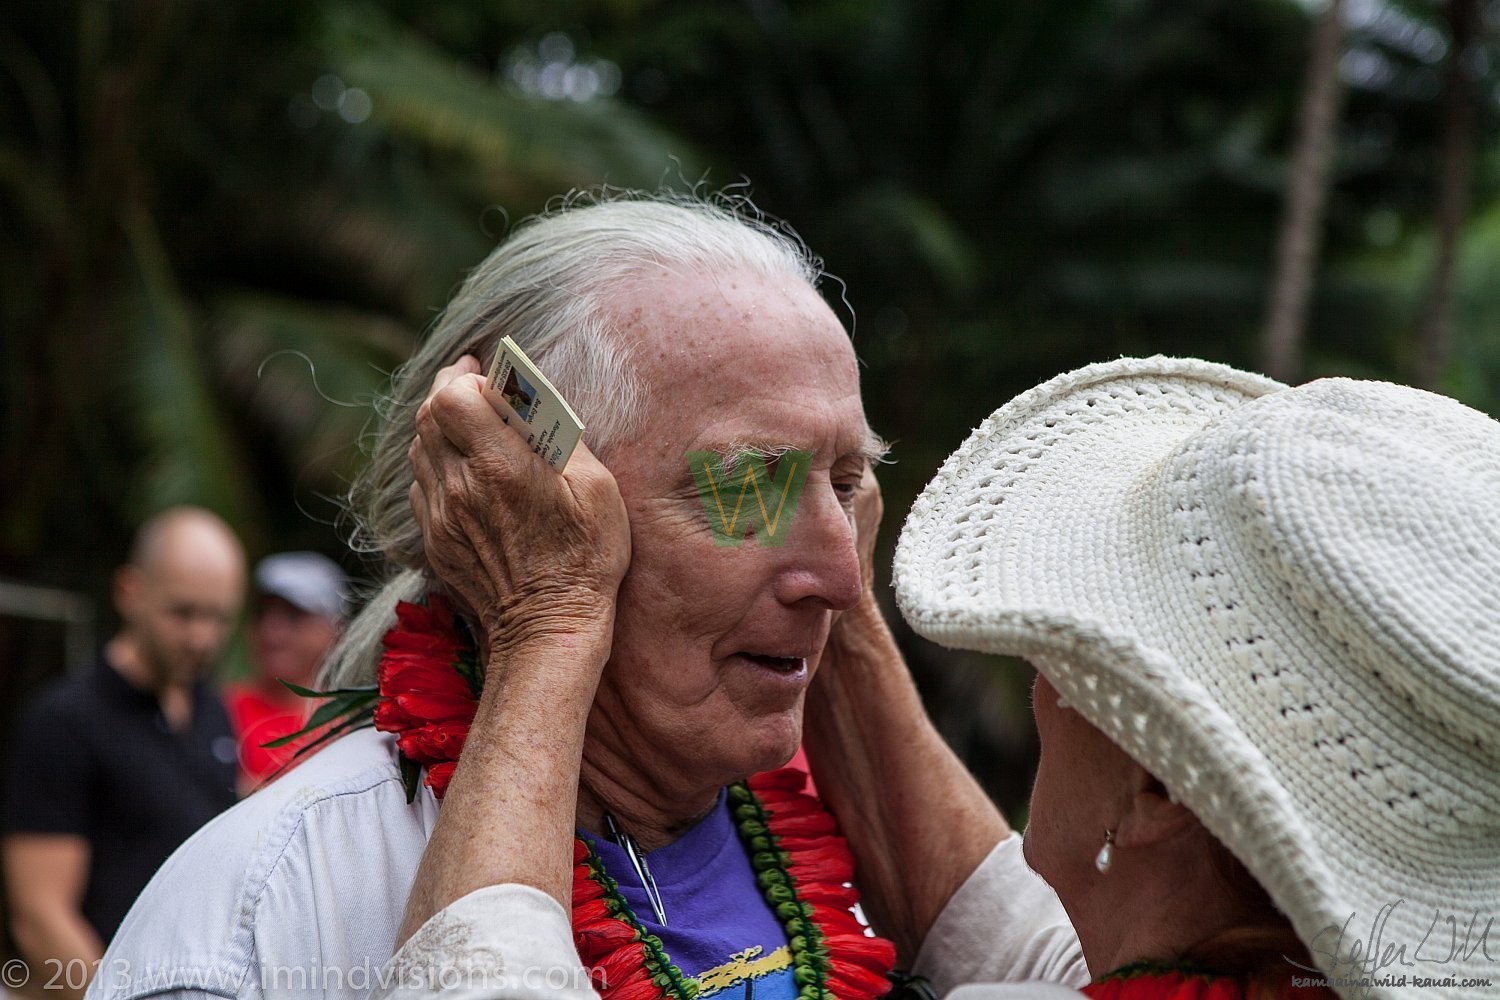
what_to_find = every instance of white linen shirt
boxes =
[88,728,1086,1000]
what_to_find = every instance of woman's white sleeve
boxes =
[374,885,598,1000]
[912,835,1089,995]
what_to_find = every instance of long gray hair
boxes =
[321,191,823,688]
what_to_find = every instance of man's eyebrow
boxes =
[860,427,892,465]
[695,427,890,466]
[693,442,803,467]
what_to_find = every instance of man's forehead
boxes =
[620,269,852,369]
[605,266,876,460]
[635,334,857,397]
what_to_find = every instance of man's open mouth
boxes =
[739,653,806,673]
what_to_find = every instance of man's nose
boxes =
[772,484,862,611]
[186,614,228,656]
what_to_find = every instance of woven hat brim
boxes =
[894,356,1437,1000]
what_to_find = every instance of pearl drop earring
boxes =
[1095,829,1115,873]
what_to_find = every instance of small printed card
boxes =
[484,336,586,471]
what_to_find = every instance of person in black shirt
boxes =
[2,507,245,997]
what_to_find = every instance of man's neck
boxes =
[105,634,194,731]
[576,745,721,853]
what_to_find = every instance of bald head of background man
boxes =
[109,507,246,716]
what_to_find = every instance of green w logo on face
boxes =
[687,450,813,547]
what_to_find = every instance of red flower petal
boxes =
[828,932,896,971]
[394,691,478,724]
[380,656,472,699]
[748,768,808,793]
[572,876,605,907]
[798,883,859,909]
[603,978,663,1000]
[751,788,815,810]
[573,913,637,954]
[587,946,655,990]
[571,897,615,928]
[397,721,470,765]
[829,958,895,998]
[423,761,457,798]
[373,699,417,732]
[788,851,855,885]
[764,811,838,837]
[808,902,865,936]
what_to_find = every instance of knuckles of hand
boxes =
[409,434,629,645]
[407,372,629,659]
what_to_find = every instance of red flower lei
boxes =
[372,596,482,799]
[1082,969,1247,1000]
[1082,961,1338,999]
[373,596,897,1000]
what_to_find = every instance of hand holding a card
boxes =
[408,355,631,667]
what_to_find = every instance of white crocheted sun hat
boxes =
[894,356,1500,1000]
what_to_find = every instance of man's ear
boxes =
[1114,766,1198,849]
[113,565,142,619]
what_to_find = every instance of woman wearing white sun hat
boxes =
[893,356,1500,1000]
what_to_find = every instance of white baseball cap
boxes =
[254,551,348,622]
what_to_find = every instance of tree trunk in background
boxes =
[1415,0,1481,391]
[1260,0,1348,383]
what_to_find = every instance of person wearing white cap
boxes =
[224,551,348,790]
[891,356,1499,999]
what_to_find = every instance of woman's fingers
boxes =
[414,356,486,452]
[405,354,631,658]
[851,465,884,591]
[422,372,534,461]
[408,478,430,542]
[432,354,481,392]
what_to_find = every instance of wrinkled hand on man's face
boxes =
[408,355,631,663]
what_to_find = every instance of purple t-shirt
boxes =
[588,794,797,1000]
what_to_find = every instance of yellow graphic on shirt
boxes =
[695,945,793,997]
